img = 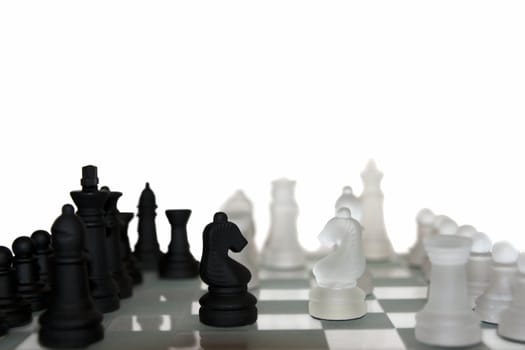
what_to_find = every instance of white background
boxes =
[1,1,524,258]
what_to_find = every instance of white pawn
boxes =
[475,241,519,324]
[457,225,477,239]
[408,208,435,267]
[498,252,525,342]
[466,232,492,308]
[415,235,481,347]
[309,208,367,320]
[221,190,259,289]
[335,186,362,222]
[438,217,458,236]
[359,160,394,261]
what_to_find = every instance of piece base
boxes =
[39,325,104,349]
[415,311,481,347]
[308,286,367,320]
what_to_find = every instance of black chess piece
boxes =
[100,186,133,299]
[31,230,53,295]
[159,209,199,279]
[117,212,142,285]
[199,212,257,327]
[70,165,120,313]
[12,236,46,311]
[133,183,161,270]
[0,310,7,337]
[0,246,32,327]
[39,204,104,348]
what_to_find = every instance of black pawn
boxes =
[199,212,257,327]
[70,165,120,313]
[100,186,133,299]
[0,246,32,327]
[12,236,46,311]
[133,183,161,270]
[39,204,104,348]
[159,209,199,279]
[118,212,142,285]
[30,230,53,295]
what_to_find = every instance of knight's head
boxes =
[318,208,351,247]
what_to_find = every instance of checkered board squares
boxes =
[6,259,525,350]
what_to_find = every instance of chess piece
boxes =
[467,232,492,308]
[415,235,481,347]
[39,204,104,348]
[261,179,305,269]
[31,230,53,298]
[100,186,133,299]
[437,217,458,235]
[359,160,394,261]
[159,209,199,279]
[408,208,435,267]
[421,214,450,280]
[357,268,374,296]
[475,241,519,324]
[498,253,525,342]
[221,190,259,289]
[12,236,46,311]
[199,212,257,327]
[0,246,32,327]
[335,186,362,222]
[118,212,142,285]
[309,208,367,320]
[134,183,162,270]
[70,165,120,313]
[457,225,477,239]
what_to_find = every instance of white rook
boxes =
[415,235,481,347]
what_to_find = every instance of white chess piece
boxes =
[335,186,362,222]
[415,235,481,347]
[421,214,452,280]
[359,160,394,261]
[221,190,259,289]
[498,253,525,342]
[437,217,458,235]
[261,179,305,269]
[466,232,492,308]
[408,208,435,267]
[309,208,367,320]
[475,241,519,324]
[457,225,477,239]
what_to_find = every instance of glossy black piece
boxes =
[30,230,53,297]
[117,212,142,285]
[100,187,133,299]
[39,204,104,348]
[0,246,32,327]
[133,183,161,270]
[199,212,257,327]
[70,165,119,313]
[159,209,199,279]
[12,236,46,311]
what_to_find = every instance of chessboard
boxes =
[2,257,524,350]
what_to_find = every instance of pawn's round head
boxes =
[471,232,492,254]
[213,212,228,223]
[417,208,435,225]
[12,236,35,258]
[31,230,51,250]
[0,246,13,268]
[457,225,477,238]
[51,204,86,253]
[438,219,458,235]
[492,241,519,264]
[518,253,525,274]
[336,207,352,219]
[342,186,353,194]
[432,215,448,230]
